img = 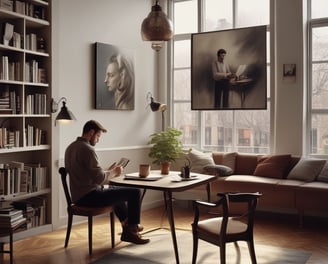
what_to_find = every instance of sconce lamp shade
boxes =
[150,96,167,112]
[147,92,167,131]
[141,0,173,51]
[56,101,76,124]
[51,97,76,125]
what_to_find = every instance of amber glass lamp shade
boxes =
[141,1,173,51]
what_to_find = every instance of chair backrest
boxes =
[218,192,261,235]
[59,167,73,207]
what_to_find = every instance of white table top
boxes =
[109,170,216,192]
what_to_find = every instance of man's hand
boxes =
[112,165,123,177]
[104,165,123,183]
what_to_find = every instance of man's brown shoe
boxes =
[121,226,150,245]
[137,224,144,232]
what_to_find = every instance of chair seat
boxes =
[198,217,248,236]
[71,204,114,216]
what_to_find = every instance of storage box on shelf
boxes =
[0,0,51,241]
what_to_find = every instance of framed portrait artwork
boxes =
[191,25,267,110]
[95,42,135,110]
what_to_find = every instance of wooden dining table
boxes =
[109,170,216,264]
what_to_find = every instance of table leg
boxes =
[164,191,179,264]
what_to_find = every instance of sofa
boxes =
[179,149,328,226]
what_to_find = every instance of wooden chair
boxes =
[59,167,115,255]
[191,192,262,264]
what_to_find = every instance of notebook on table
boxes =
[124,172,163,181]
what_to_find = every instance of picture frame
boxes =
[191,26,267,110]
[94,42,135,110]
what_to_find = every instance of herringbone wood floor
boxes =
[2,206,328,264]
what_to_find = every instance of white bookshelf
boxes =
[0,0,52,240]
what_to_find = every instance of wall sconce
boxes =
[141,0,173,52]
[51,97,76,125]
[147,92,167,131]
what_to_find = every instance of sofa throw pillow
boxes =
[317,161,328,183]
[212,152,237,173]
[287,158,326,182]
[204,164,233,176]
[253,154,292,179]
[187,149,215,173]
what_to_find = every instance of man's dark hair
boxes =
[83,120,107,134]
[217,49,227,56]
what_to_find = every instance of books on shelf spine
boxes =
[0,162,48,195]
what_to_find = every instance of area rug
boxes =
[91,229,311,264]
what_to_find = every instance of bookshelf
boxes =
[0,0,52,240]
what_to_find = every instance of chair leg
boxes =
[88,216,93,255]
[247,239,257,264]
[110,212,115,248]
[191,230,198,264]
[234,241,241,264]
[65,214,73,248]
[220,243,226,264]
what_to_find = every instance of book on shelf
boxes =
[12,31,21,48]
[0,127,20,149]
[11,196,46,227]
[11,201,35,229]
[25,124,47,146]
[0,0,14,12]
[3,22,14,46]
[0,207,26,229]
[0,206,18,215]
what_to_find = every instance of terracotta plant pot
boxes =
[161,161,170,175]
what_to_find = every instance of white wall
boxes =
[51,0,164,229]
[51,0,308,229]
[273,0,304,155]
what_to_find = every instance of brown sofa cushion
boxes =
[253,154,292,179]
[234,154,260,175]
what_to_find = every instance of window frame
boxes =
[169,0,271,153]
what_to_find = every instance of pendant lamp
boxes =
[141,0,173,52]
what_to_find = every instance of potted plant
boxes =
[148,127,187,174]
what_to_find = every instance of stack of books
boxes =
[0,207,26,229]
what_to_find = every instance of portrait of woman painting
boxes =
[95,42,135,110]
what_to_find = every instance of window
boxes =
[308,0,328,154]
[171,0,270,153]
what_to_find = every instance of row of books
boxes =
[0,127,20,148]
[2,22,47,52]
[1,57,47,83]
[25,60,47,83]
[0,56,22,81]
[12,196,47,228]
[0,124,46,148]
[25,124,46,146]
[0,0,48,21]
[0,87,21,114]
[25,93,47,115]
[0,161,48,196]
[0,207,26,229]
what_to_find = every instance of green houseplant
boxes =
[148,127,186,174]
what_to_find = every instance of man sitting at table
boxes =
[64,120,149,244]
